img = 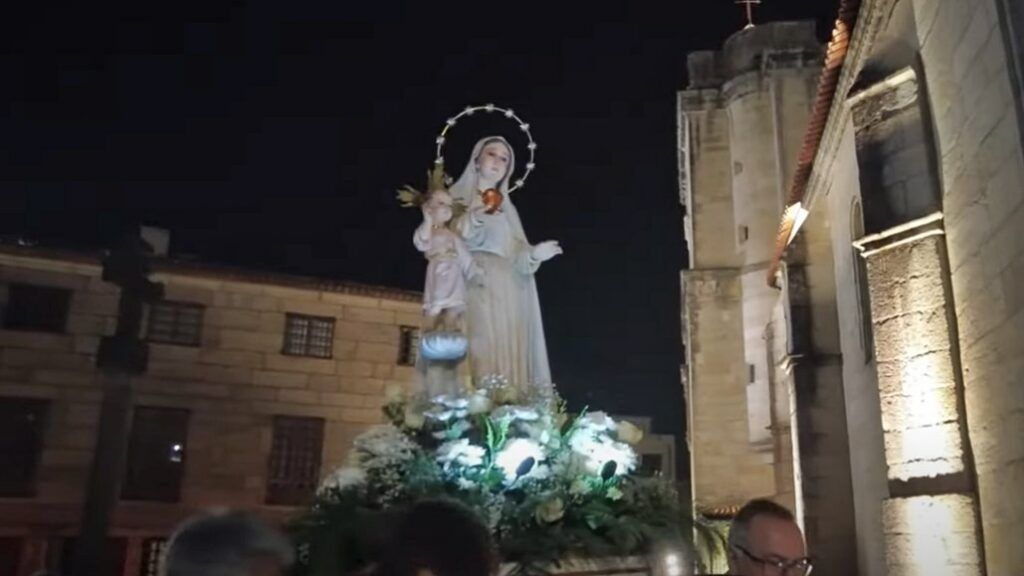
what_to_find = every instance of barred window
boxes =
[122,407,189,502]
[266,416,324,506]
[638,454,664,477]
[397,326,419,366]
[147,301,204,346]
[2,283,71,333]
[282,313,334,359]
[0,397,49,496]
[138,538,168,576]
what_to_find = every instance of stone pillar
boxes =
[855,213,985,576]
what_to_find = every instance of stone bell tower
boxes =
[680,20,822,516]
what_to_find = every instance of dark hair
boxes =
[377,499,497,576]
[728,499,796,551]
[164,510,294,576]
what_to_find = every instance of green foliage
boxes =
[290,389,725,575]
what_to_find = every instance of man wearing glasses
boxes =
[727,499,813,576]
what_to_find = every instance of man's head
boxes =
[163,511,294,576]
[378,499,497,576]
[727,499,810,576]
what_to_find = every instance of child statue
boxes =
[413,187,481,334]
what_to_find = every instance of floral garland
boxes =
[291,382,717,575]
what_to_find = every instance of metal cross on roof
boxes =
[736,0,762,29]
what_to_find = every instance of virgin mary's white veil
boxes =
[448,135,531,244]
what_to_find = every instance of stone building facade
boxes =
[681,1,1024,575]
[0,243,424,576]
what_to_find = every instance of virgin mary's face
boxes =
[476,141,511,184]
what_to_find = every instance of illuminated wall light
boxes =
[785,202,810,245]
[663,550,688,576]
[663,549,688,573]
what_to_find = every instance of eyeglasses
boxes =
[734,545,813,576]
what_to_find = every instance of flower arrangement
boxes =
[291,382,721,575]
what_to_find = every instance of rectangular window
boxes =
[147,301,204,346]
[0,397,49,496]
[266,416,324,506]
[397,326,419,366]
[122,407,189,502]
[638,454,664,477]
[2,283,72,333]
[282,313,334,359]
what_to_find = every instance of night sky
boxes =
[2,1,836,466]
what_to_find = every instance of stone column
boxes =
[855,213,985,576]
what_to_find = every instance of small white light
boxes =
[664,552,685,576]
[436,136,446,145]
[504,109,514,117]
[527,142,537,150]
[446,118,457,126]
[520,123,530,131]
[526,162,536,170]
[786,201,810,245]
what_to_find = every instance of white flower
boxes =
[433,394,470,409]
[606,486,623,501]
[352,424,418,471]
[425,405,467,422]
[318,466,366,494]
[491,405,539,423]
[535,497,565,524]
[615,421,644,445]
[583,411,615,431]
[456,477,476,490]
[568,427,637,477]
[436,439,486,470]
[495,438,546,483]
[467,391,492,415]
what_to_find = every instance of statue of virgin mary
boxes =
[448,136,562,393]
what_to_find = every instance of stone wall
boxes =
[0,249,422,575]
[785,209,859,576]
[821,119,889,576]
[682,270,774,507]
[680,19,823,520]
[679,100,738,270]
[912,0,1024,572]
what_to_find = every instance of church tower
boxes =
[680,20,860,575]
[680,19,821,514]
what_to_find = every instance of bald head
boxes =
[727,499,808,576]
